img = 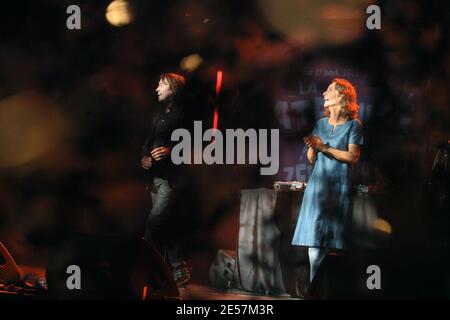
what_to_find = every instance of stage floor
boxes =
[8,265,299,300]
[179,285,298,300]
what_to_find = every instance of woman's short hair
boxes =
[160,73,186,93]
[327,78,359,120]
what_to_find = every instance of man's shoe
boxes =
[173,262,192,288]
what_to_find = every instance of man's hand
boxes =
[150,147,170,161]
[141,156,152,170]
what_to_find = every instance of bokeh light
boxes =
[0,91,66,169]
[105,0,134,27]
[257,0,367,48]
[372,218,393,235]
[180,54,203,72]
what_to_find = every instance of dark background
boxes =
[0,0,449,298]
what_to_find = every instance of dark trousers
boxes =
[144,177,184,267]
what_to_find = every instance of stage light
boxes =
[106,0,134,27]
[180,54,203,72]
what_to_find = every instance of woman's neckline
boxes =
[327,117,350,127]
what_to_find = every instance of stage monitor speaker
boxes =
[45,233,179,300]
[0,241,21,283]
[209,250,239,290]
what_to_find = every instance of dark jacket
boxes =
[142,102,185,181]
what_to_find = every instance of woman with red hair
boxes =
[292,78,363,298]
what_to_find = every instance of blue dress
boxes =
[292,117,363,250]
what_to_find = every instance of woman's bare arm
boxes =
[317,143,361,164]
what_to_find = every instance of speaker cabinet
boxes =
[209,250,238,290]
[46,233,179,299]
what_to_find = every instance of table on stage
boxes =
[236,183,308,296]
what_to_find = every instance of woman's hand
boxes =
[313,136,329,152]
[150,147,170,161]
[304,135,328,151]
[305,135,360,164]
[303,136,315,149]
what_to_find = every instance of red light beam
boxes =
[215,70,223,98]
[212,70,223,138]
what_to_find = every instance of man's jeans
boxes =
[144,177,184,267]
